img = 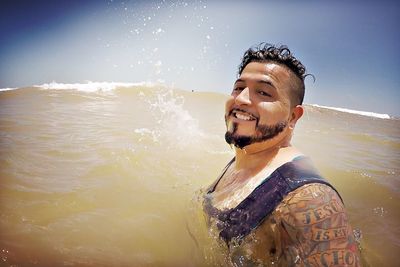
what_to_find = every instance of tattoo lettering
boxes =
[306,249,357,267]
[235,184,360,266]
[311,225,348,241]
[296,200,344,225]
[277,184,361,266]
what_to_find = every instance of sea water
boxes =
[0,83,399,266]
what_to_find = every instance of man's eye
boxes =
[258,90,271,97]
[233,87,244,92]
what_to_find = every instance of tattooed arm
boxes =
[278,183,361,266]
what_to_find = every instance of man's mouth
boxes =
[231,109,257,121]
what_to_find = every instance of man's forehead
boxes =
[237,62,290,84]
[264,62,281,72]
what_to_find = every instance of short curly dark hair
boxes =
[238,43,311,106]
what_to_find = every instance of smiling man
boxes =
[203,44,361,266]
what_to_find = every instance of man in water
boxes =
[204,43,361,266]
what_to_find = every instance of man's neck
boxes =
[233,136,293,171]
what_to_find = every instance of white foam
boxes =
[0,87,18,92]
[309,104,391,119]
[33,81,156,92]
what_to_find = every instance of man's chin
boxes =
[225,120,288,149]
[225,132,253,149]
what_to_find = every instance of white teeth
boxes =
[236,113,252,121]
[232,110,256,121]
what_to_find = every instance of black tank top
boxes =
[203,156,342,245]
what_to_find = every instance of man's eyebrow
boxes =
[258,80,274,86]
[234,79,245,84]
[235,78,274,87]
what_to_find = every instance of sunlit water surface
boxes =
[0,85,399,266]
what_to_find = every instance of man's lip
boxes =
[229,109,257,121]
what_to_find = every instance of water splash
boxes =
[142,88,205,150]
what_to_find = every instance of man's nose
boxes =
[235,87,251,105]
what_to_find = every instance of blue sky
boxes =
[1,0,399,116]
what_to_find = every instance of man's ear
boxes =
[289,105,304,128]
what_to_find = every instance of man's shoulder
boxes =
[278,183,344,223]
[273,184,361,266]
[287,183,341,204]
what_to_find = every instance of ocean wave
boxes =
[309,104,391,119]
[1,81,157,93]
[33,81,158,92]
[0,87,18,92]
[0,83,393,120]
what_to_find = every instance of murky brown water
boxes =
[0,85,399,266]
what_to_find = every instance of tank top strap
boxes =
[207,157,235,194]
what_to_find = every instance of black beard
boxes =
[225,121,288,149]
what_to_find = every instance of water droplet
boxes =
[373,206,387,216]
[294,255,301,263]
[353,228,363,242]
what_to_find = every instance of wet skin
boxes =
[209,62,361,266]
[225,61,297,147]
[214,61,305,207]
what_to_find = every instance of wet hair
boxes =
[238,43,313,106]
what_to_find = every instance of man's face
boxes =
[225,61,294,149]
